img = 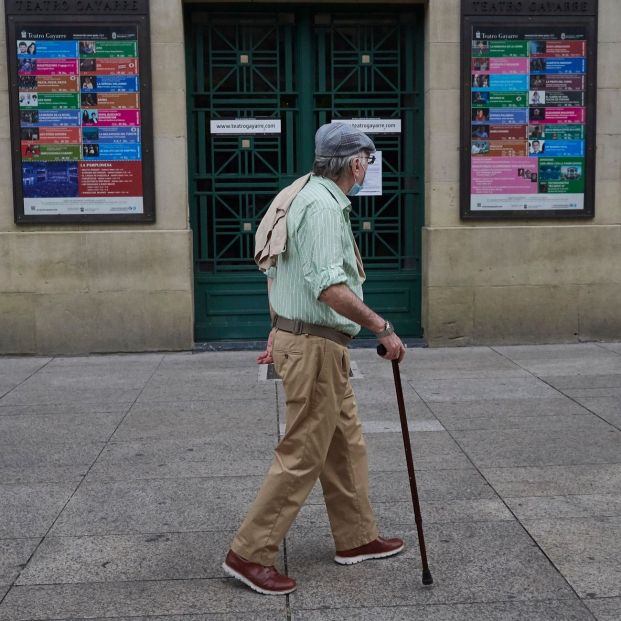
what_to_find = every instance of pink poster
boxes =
[97,110,141,127]
[544,107,585,124]
[471,157,538,194]
[489,58,529,74]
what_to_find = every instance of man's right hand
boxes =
[256,329,276,365]
[378,332,406,362]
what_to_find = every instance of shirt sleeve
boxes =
[264,265,277,279]
[296,206,347,299]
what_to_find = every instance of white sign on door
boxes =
[333,119,402,133]
[210,119,281,134]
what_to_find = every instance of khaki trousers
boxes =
[231,330,378,566]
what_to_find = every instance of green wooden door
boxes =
[186,7,424,341]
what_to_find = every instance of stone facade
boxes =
[423,0,621,345]
[0,0,618,353]
[0,0,193,354]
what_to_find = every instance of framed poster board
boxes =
[461,1,597,219]
[5,0,155,223]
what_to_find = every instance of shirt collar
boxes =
[313,175,352,211]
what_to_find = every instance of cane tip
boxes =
[422,569,433,585]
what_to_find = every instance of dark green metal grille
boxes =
[185,7,424,341]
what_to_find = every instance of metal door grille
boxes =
[185,7,424,340]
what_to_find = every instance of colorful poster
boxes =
[21,127,81,144]
[14,25,145,216]
[17,40,78,58]
[488,92,528,107]
[80,58,139,75]
[81,93,140,109]
[539,76,585,91]
[472,157,538,194]
[544,92,585,107]
[31,76,79,92]
[531,58,585,74]
[488,124,527,141]
[469,25,588,213]
[82,144,141,160]
[488,141,528,157]
[96,110,140,126]
[541,141,584,157]
[488,108,528,124]
[473,75,529,91]
[488,58,529,74]
[78,161,142,196]
[82,75,139,93]
[542,107,585,124]
[37,110,82,126]
[18,59,79,76]
[82,127,141,143]
[22,93,81,109]
[80,41,137,58]
[538,157,585,193]
[21,144,81,161]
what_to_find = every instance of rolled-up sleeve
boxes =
[297,206,347,299]
[264,265,277,280]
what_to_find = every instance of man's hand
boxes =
[256,329,276,365]
[378,332,407,363]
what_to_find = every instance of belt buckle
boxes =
[292,320,303,335]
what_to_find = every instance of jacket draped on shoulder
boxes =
[254,173,312,272]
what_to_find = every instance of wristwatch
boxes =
[374,320,395,338]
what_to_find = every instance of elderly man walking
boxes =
[223,122,407,595]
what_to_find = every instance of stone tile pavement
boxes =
[0,342,620,620]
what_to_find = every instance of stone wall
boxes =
[423,0,621,345]
[0,0,193,354]
[1,0,618,352]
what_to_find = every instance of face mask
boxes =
[347,182,363,196]
[347,165,365,196]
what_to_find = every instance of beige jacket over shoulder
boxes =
[254,173,312,272]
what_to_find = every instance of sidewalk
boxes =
[0,342,620,620]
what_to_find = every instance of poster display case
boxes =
[461,1,597,219]
[5,0,155,223]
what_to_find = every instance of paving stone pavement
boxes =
[0,343,620,620]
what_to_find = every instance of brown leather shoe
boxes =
[334,536,405,565]
[222,549,296,595]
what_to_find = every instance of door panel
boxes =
[186,7,424,341]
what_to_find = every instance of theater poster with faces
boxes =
[5,0,155,223]
[460,1,597,219]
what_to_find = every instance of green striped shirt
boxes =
[267,175,364,336]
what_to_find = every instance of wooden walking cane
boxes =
[377,344,433,585]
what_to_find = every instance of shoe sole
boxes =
[222,562,296,595]
[334,544,405,565]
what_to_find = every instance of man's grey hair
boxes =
[312,151,369,182]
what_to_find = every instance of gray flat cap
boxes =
[315,122,375,157]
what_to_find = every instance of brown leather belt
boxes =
[273,315,352,347]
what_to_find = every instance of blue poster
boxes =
[542,140,585,157]
[37,110,81,126]
[531,58,585,75]
[82,144,141,160]
[22,162,78,198]
[82,76,139,93]
[17,40,78,58]
[488,108,528,124]
[473,75,529,92]
[82,127,141,144]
